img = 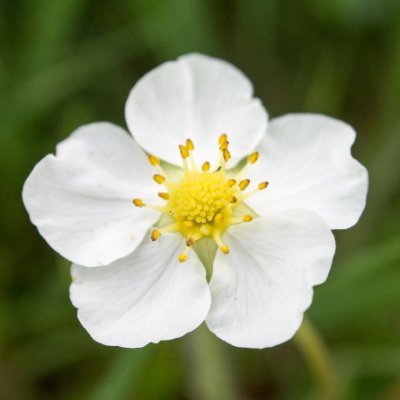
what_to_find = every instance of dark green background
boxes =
[1,0,399,399]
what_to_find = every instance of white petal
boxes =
[246,114,368,229]
[125,53,268,167]
[70,233,211,348]
[206,211,335,349]
[23,122,160,267]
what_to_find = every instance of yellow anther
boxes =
[247,152,259,164]
[179,145,189,159]
[258,181,269,190]
[229,195,237,204]
[218,133,228,145]
[151,229,161,241]
[214,213,224,223]
[201,161,210,172]
[148,154,160,166]
[239,179,250,191]
[158,192,170,200]
[227,179,236,187]
[153,174,165,184]
[186,139,195,151]
[242,215,253,222]
[186,237,195,247]
[220,245,230,254]
[222,148,231,162]
[183,220,194,229]
[133,198,144,207]
[219,140,229,151]
[178,254,188,263]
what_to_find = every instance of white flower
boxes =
[22,54,368,349]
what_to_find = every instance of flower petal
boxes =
[70,233,211,348]
[206,211,335,348]
[23,122,160,267]
[246,114,368,229]
[125,53,268,167]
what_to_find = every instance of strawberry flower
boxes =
[23,54,368,348]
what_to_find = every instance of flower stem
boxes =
[183,324,240,400]
[294,318,338,400]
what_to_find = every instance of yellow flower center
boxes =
[133,135,269,262]
[169,171,234,228]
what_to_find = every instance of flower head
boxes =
[23,54,368,348]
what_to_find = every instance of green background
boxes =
[1,0,400,399]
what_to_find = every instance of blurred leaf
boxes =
[89,348,155,400]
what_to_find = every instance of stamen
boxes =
[148,154,160,166]
[186,237,195,247]
[158,192,170,200]
[178,253,188,263]
[179,145,189,159]
[235,151,259,181]
[219,140,229,151]
[242,181,270,199]
[153,174,165,184]
[242,215,253,222]
[151,229,161,241]
[227,179,236,187]
[258,181,269,190]
[178,244,191,263]
[186,139,195,151]
[218,133,228,145]
[202,161,210,172]
[222,148,231,162]
[228,195,237,203]
[185,139,199,172]
[247,152,259,164]
[238,179,250,191]
[133,198,144,207]
[213,231,230,254]
[221,245,230,254]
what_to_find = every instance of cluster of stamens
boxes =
[133,134,269,262]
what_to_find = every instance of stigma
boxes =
[133,135,269,262]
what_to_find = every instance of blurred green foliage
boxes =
[1,0,400,399]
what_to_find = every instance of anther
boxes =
[219,140,229,151]
[158,192,170,200]
[202,161,210,172]
[229,195,238,203]
[218,133,228,145]
[242,215,253,222]
[186,237,195,247]
[258,181,269,190]
[227,179,236,187]
[222,148,231,162]
[247,152,259,164]
[151,229,161,241]
[133,198,144,207]
[239,179,250,191]
[220,245,230,254]
[148,154,160,166]
[178,253,188,263]
[186,139,195,151]
[179,145,189,159]
[153,174,165,184]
